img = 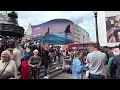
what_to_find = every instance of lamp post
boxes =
[42,34,44,46]
[93,11,99,50]
[83,35,84,44]
[40,33,44,46]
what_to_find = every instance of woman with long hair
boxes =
[72,51,88,79]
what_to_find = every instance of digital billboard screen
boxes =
[106,15,120,43]
[32,19,74,45]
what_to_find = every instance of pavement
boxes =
[52,72,88,79]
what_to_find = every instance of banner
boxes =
[106,15,120,42]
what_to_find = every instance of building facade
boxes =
[24,23,32,40]
[74,24,90,44]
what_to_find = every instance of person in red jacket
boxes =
[21,54,30,79]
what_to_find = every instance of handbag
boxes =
[0,72,15,79]
[0,60,14,79]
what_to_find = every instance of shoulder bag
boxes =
[0,60,14,79]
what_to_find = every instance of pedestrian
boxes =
[107,48,116,79]
[5,41,22,71]
[16,40,25,74]
[0,51,17,79]
[28,49,41,79]
[72,51,88,79]
[56,47,61,69]
[42,47,50,79]
[86,43,108,79]
[21,54,30,79]
[110,47,120,79]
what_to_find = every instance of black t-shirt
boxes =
[30,56,41,65]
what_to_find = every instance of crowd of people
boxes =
[72,43,120,79]
[0,38,70,79]
[0,38,120,79]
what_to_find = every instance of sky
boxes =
[0,11,96,41]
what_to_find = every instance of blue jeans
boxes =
[44,66,48,76]
[89,73,105,79]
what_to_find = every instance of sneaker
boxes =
[56,67,58,69]
[44,76,49,79]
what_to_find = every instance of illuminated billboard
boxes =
[106,15,120,43]
[32,19,74,45]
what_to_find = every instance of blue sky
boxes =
[0,11,96,41]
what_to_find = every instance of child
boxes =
[21,54,30,79]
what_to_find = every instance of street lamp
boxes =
[42,34,44,46]
[83,35,84,43]
[93,11,99,49]
[40,32,44,46]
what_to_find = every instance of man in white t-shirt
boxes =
[86,43,108,79]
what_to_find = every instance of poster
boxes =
[106,15,120,42]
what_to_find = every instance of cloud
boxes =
[71,17,83,24]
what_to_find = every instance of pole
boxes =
[94,12,99,50]
[42,35,44,46]
[41,33,43,66]
[83,35,84,44]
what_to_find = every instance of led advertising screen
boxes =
[32,19,74,45]
[106,15,120,43]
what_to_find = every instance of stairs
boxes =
[39,62,63,79]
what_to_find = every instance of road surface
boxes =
[52,72,88,79]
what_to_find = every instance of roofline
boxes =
[32,18,74,27]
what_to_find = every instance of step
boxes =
[40,62,63,70]
[40,63,63,73]
[39,67,62,79]
[40,69,63,79]
[50,70,63,79]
